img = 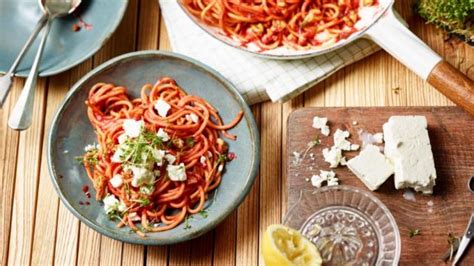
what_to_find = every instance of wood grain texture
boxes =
[0,78,21,266]
[30,72,70,265]
[287,107,474,265]
[236,105,261,266]
[7,78,47,266]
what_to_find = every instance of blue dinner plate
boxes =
[47,51,260,245]
[0,0,128,77]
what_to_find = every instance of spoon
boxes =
[8,0,82,131]
[0,15,48,108]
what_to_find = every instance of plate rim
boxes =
[0,0,129,77]
[47,50,260,245]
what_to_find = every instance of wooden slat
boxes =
[324,70,346,107]
[235,105,260,266]
[158,17,171,51]
[137,0,160,50]
[7,78,48,266]
[168,242,191,265]
[213,212,237,265]
[344,54,386,107]
[145,246,167,266]
[303,82,325,107]
[122,244,145,266]
[30,72,70,265]
[189,232,214,265]
[99,238,123,265]
[258,102,282,265]
[0,78,21,266]
[53,205,80,265]
[77,226,102,265]
[52,60,93,265]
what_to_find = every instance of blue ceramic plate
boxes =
[47,51,260,245]
[0,0,128,77]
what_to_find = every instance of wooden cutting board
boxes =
[286,107,474,265]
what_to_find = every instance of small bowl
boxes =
[284,185,400,265]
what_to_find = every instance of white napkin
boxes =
[159,0,380,105]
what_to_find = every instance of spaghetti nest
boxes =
[81,77,243,236]
[182,0,376,50]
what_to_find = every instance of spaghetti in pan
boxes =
[182,0,378,51]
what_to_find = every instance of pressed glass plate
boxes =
[284,186,400,265]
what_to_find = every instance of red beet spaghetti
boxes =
[79,77,243,236]
[182,0,377,51]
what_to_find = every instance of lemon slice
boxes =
[262,224,322,266]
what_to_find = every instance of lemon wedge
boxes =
[262,224,322,266]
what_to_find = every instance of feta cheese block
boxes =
[347,144,394,191]
[383,116,437,194]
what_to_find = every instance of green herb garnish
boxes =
[302,136,321,158]
[408,228,421,238]
[75,147,100,166]
[118,129,165,168]
[217,154,227,164]
[184,215,194,230]
[131,197,151,207]
[199,210,208,218]
[185,137,195,147]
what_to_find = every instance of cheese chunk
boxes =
[347,144,394,191]
[383,116,437,194]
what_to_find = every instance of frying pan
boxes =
[178,0,474,115]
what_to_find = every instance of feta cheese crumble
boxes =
[292,151,302,165]
[165,154,176,164]
[310,170,339,188]
[312,116,330,136]
[156,128,170,141]
[154,99,171,117]
[128,212,141,221]
[111,147,125,163]
[118,133,128,144]
[200,156,206,165]
[333,129,352,151]
[373,133,384,144]
[167,163,187,181]
[103,194,126,214]
[110,174,123,188]
[347,144,394,191]
[84,144,97,152]
[123,119,144,138]
[322,147,344,168]
[130,166,155,187]
[186,113,199,123]
[152,149,166,165]
[123,120,142,139]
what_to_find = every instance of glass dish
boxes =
[284,185,400,265]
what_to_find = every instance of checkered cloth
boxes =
[159,0,380,105]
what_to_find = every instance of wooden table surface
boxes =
[0,1,472,265]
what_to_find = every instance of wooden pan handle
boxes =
[427,61,474,116]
